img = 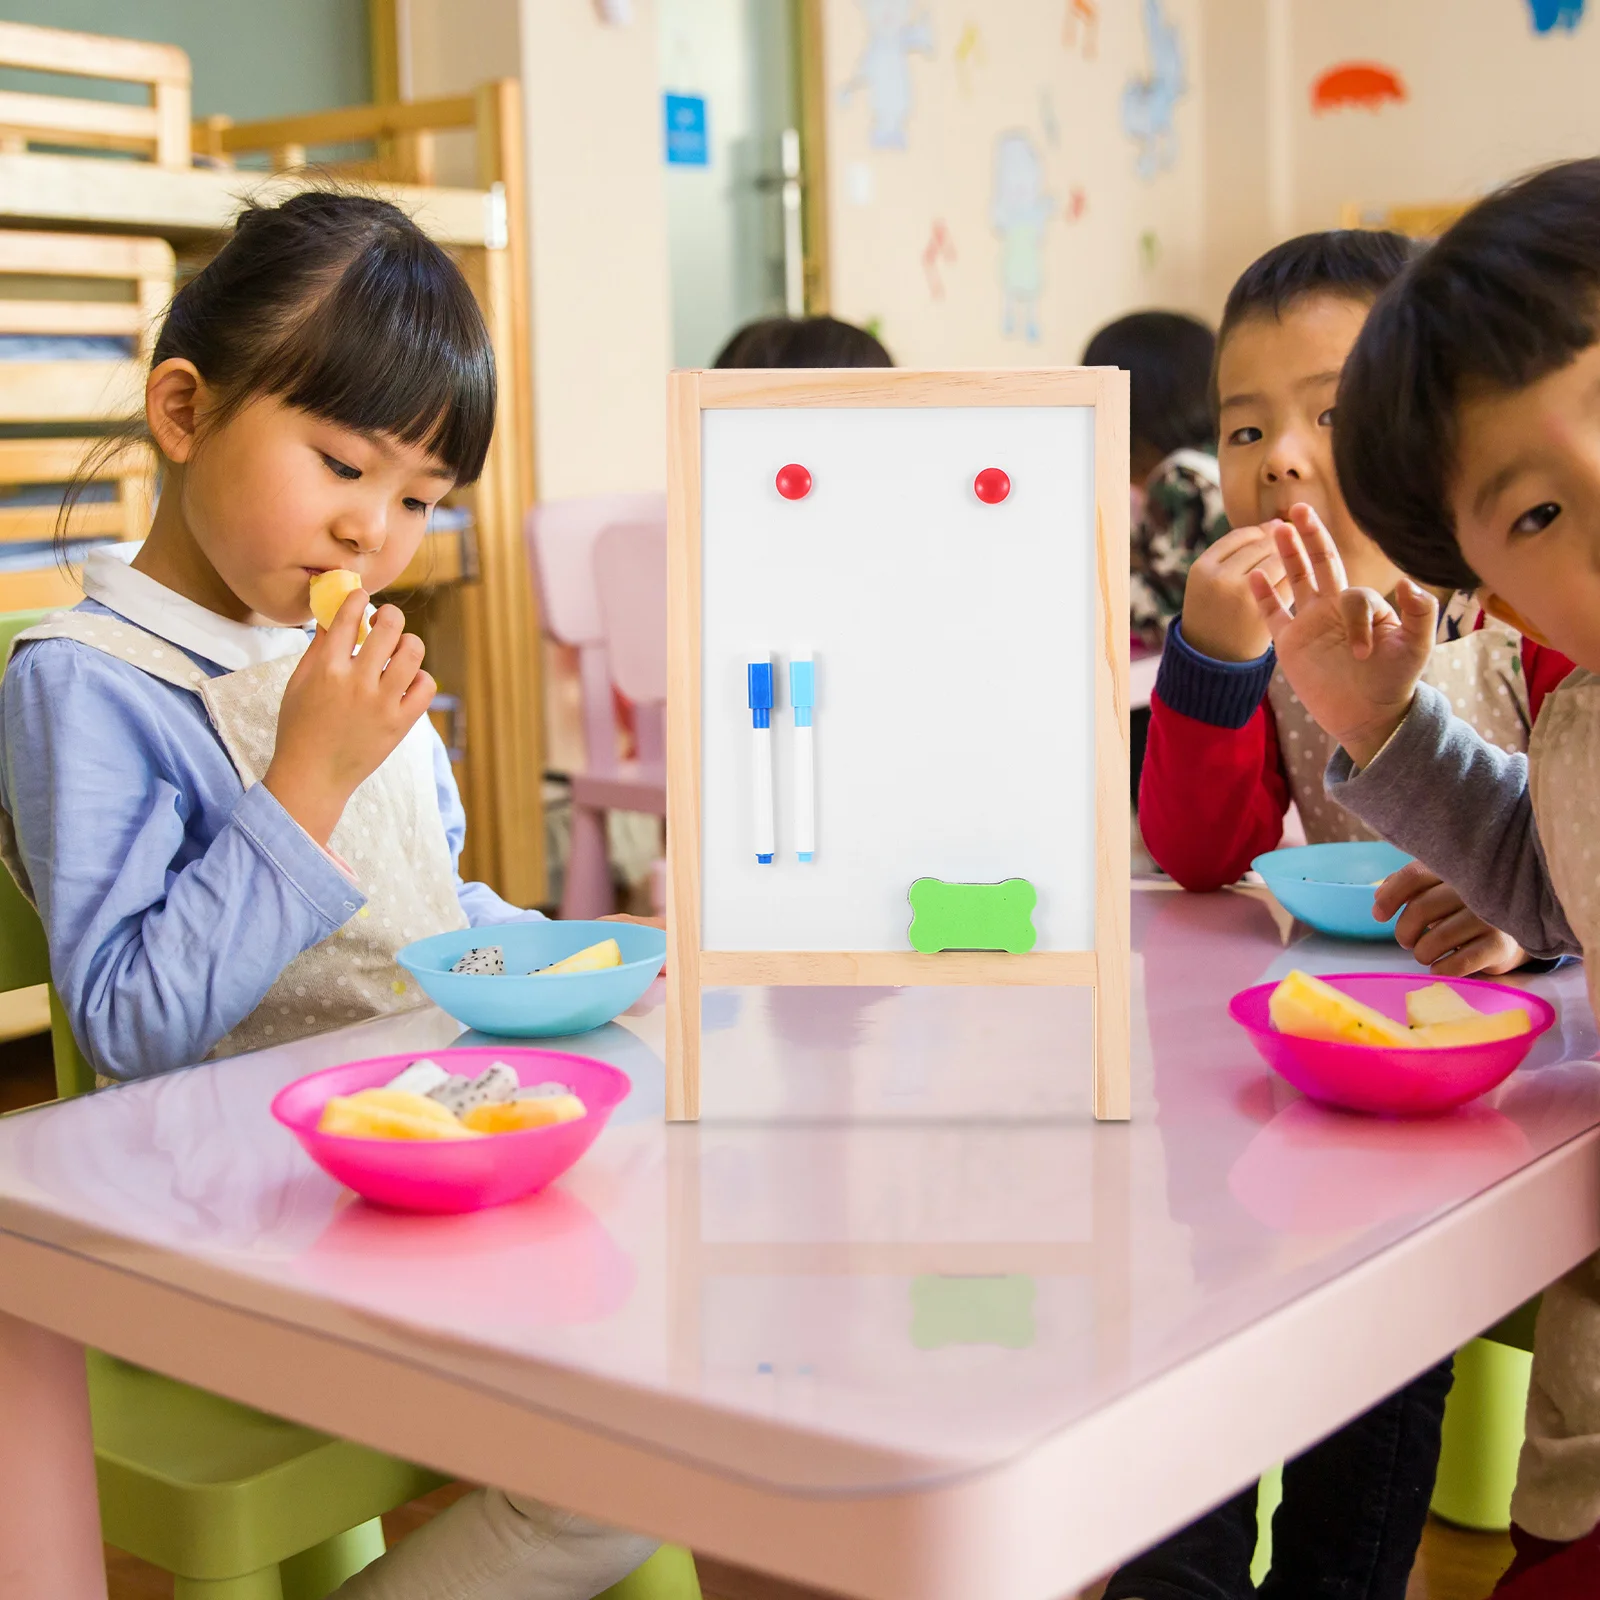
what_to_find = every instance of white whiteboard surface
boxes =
[700,405,1096,953]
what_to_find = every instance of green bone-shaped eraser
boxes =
[906,877,1038,953]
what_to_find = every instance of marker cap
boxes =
[747,660,773,728]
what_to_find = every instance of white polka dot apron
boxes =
[0,611,467,1062]
[1507,670,1600,1539]
[1269,619,1531,844]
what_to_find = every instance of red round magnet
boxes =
[775,463,813,501]
[974,467,1011,504]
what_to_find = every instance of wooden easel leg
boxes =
[665,977,701,1121]
[1092,967,1131,1122]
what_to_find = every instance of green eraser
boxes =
[910,1275,1036,1350]
[906,877,1038,953]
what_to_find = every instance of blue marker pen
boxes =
[790,654,815,862]
[747,660,775,864]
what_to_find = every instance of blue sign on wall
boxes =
[664,93,709,166]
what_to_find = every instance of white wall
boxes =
[819,0,1208,365]
[399,0,674,499]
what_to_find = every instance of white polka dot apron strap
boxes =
[199,660,469,1063]
[1266,668,1383,846]
[8,611,215,695]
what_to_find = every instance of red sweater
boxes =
[1140,623,1574,892]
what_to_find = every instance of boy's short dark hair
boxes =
[1336,159,1600,591]
[1081,311,1216,459]
[1217,229,1419,357]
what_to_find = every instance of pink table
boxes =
[3,881,1599,1600]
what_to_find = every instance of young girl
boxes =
[0,191,657,1599]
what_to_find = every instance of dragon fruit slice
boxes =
[451,945,505,976]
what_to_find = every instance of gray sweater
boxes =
[1327,683,1580,962]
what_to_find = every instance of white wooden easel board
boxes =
[667,369,1130,1122]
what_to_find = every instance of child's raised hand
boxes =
[1374,861,1528,976]
[264,589,436,846]
[1179,525,1293,662]
[1250,504,1435,768]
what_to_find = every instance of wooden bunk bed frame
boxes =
[0,22,545,906]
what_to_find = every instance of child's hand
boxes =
[1250,505,1436,767]
[1180,525,1293,662]
[264,590,435,845]
[1374,861,1528,976]
[600,913,665,929]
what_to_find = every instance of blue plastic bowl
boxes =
[1251,841,1414,941]
[397,921,666,1037]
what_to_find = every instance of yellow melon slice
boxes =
[317,1087,480,1140]
[309,569,370,644]
[462,1095,587,1133]
[1410,1010,1530,1048]
[536,937,622,976]
[1405,983,1482,1028]
[1268,969,1416,1048]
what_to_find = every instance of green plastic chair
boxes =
[1430,1302,1541,1532]
[0,609,702,1599]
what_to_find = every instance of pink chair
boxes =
[593,518,667,914]
[525,495,666,918]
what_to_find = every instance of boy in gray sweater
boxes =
[1251,159,1600,1598]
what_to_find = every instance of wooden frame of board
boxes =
[665,366,1131,1123]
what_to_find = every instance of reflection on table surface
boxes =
[0,880,1594,1491]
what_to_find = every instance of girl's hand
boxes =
[1181,524,1293,662]
[1250,504,1436,767]
[264,590,435,845]
[1374,861,1528,977]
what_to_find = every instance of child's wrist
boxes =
[1341,701,1415,771]
[262,762,347,848]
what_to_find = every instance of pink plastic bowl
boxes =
[1228,972,1557,1116]
[271,1047,631,1213]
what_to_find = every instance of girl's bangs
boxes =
[271,238,497,485]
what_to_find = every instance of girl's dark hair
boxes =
[1081,310,1216,458]
[63,189,495,545]
[1337,159,1600,591]
[713,315,893,369]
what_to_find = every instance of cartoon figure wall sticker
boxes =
[839,0,935,150]
[991,131,1055,343]
[954,21,986,98]
[923,218,957,300]
[1063,0,1099,57]
[1311,61,1408,113]
[1527,0,1586,32]
[1122,0,1186,180]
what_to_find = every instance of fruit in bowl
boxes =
[1229,970,1555,1116]
[272,1046,631,1212]
[397,921,666,1037]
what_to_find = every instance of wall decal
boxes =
[1311,61,1408,114]
[1122,0,1186,179]
[1527,0,1586,32]
[992,131,1055,342]
[840,0,936,150]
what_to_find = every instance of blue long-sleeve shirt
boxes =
[0,597,539,1081]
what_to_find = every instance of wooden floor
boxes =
[2,1041,1513,1600]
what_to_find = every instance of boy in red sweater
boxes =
[1140,230,1571,976]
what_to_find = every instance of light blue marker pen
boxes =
[790,654,815,862]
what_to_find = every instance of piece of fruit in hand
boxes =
[308,569,370,644]
[536,937,622,976]
[1269,969,1415,1047]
